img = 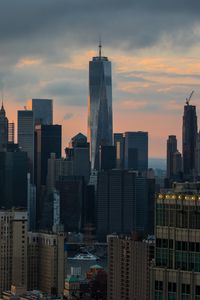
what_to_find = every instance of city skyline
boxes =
[1,1,200,158]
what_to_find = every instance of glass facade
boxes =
[152,193,200,299]
[88,51,113,170]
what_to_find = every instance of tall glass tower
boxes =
[182,101,197,176]
[88,44,113,170]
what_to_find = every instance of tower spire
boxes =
[99,39,102,58]
[1,89,3,109]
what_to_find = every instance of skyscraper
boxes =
[8,122,15,144]
[35,124,61,188]
[114,133,125,169]
[88,44,113,170]
[28,231,64,296]
[124,131,148,171]
[96,170,149,240]
[182,101,197,176]
[108,235,154,300]
[166,135,177,179]
[18,110,34,181]
[0,210,28,294]
[0,103,8,150]
[27,98,53,125]
[0,151,28,208]
[151,184,200,299]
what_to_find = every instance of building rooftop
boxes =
[65,275,80,283]
[90,264,103,270]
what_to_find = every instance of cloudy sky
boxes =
[1,0,200,158]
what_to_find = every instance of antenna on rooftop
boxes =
[186,90,194,105]
[98,35,102,58]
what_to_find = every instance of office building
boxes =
[56,176,85,233]
[18,110,34,181]
[96,170,148,240]
[124,131,148,172]
[27,174,36,231]
[150,184,200,299]
[27,98,53,125]
[99,145,116,171]
[172,150,182,177]
[108,235,154,300]
[0,210,28,295]
[46,153,73,195]
[27,231,65,296]
[166,135,177,179]
[195,131,200,177]
[46,133,90,195]
[114,133,125,169]
[35,124,61,188]
[0,103,8,150]
[0,150,28,208]
[8,122,15,144]
[182,101,197,176]
[88,44,113,170]
[65,133,90,182]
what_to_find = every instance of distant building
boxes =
[28,231,65,296]
[0,150,28,208]
[166,135,177,179]
[27,173,36,231]
[0,103,8,150]
[27,98,53,125]
[195,131,200,177]
[35,124,61,188]
[108,235,154,300]
[46,153,73,195]
[124,131,148,172]
[99,145,116,171]
[56,176,85,233]
[0,210,28,295]
[18,110,34,181]
[96,170,149,240]
[8,122,15,144]
[64,276,80,299]
[182,101,197,176]
[114,133,124,169]
[65,133,90,183]
[151,186,200,299]
[172,150,182,177]
[88,44,113,170]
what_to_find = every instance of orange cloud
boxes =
[16,57,43,68]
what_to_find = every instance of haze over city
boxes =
[1,0,200,158]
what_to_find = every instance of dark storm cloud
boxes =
[0,0,200,109]
[0,0,200,51]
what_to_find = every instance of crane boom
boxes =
[186,90,194,105]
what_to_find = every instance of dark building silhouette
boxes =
[35,124,61,188]
[28,98,53,125]
[124,131,148,172]
[99,145,116,171]
[96,170,149,240]
[182,102,197,176]
[0,150,28,208]
[128,147,138,170]
[88,44,113,170]
[8,122,15,144]
[56,176,85,233]
[166,135,177,179]
[18,110,34,182]
[65,133,90,183]
[114,133,125,169]
[0,103,8,150]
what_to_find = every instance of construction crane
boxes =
[186,90,194,105]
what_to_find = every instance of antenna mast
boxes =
[186,90,194,105]
[99,38,102,58]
